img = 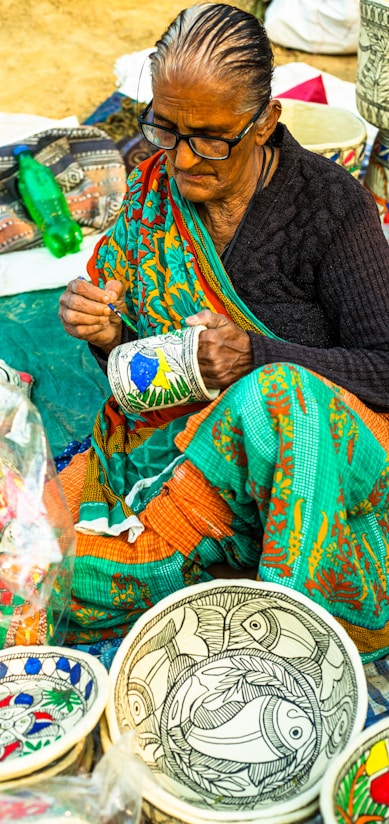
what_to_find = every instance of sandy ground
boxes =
[1,0,358,123]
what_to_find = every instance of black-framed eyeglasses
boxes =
[137,99,268,160]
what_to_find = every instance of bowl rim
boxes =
[0,735,87,791]
[278,98,367,151]
[107,579,368,818]
[0,644,109,781]
[319,715,389,824]
[141,775,321,823]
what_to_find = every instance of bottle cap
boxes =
[13,144,31,158]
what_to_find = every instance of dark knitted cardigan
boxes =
[90,125,389,412]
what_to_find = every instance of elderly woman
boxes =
[59,3,389,661]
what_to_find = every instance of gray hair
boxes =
[149,3,274,113]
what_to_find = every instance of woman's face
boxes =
[151,77,267,205]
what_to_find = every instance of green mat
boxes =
[0,287,109,456]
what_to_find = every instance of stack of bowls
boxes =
[106,580,368,824]
[0,645,109,788]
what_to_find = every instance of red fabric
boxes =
[278,75,328,105]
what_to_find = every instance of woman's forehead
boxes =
[152,78,244,121]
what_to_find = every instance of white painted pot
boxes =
[280,98,367,178]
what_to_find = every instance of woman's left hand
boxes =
[185,309,254,389]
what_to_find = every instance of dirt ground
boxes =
[1,0,358,123]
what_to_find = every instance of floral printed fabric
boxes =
[175,362,389,661]
[88,151,220,338]
[63,360,389,661]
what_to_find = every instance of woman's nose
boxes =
[172,138,200,169]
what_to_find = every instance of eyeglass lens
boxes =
[141,123,230,159]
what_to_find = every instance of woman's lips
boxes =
[176,170,209,181]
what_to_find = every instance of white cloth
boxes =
[115,48,155,103]
[0,113,80,147]
[264,0,360,55]
[0,232,105,297]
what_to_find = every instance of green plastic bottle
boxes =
[14,144,83,258]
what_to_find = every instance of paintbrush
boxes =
[78,276,137,333]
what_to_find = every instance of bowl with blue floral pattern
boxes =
[0,645,109,781]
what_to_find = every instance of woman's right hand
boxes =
[59,277,126,354]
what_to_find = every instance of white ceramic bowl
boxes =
[0,645,109,781]
[107,580,367,823]
[280,99,367,177]
[0,736,87,790]
[320,715,389,824]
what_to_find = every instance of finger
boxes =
[59,285,113,320]
[61,319,111,340]
[72,276,123,309]
[72,276,107,301]
[185,309,217,326]
[103,280,126,302]
[60,302,114,325]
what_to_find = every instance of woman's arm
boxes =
[248,192,389,410]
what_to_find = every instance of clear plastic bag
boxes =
[0,382,75,646]
[0,733,143,824]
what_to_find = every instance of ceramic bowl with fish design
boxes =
[106,580,367,823]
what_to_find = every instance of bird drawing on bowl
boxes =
[129,348,173,393]
[128,336,187,396]
[0,686,65,761]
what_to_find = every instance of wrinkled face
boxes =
[152,77,265,205]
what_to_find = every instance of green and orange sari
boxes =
[61,151,389,662]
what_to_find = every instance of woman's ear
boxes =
[255,99,282,145]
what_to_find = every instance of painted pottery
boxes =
[107,580,367,823]
[320,716,389,823]
[0,736,87,790]
[107,326,219,414]
[140,795,321,824]
[0,645,109,781]
[363,128,389,219]
[99,711,112,754]
[280,99,367,177]
[356,0,389,131]
[356,0,389,221]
